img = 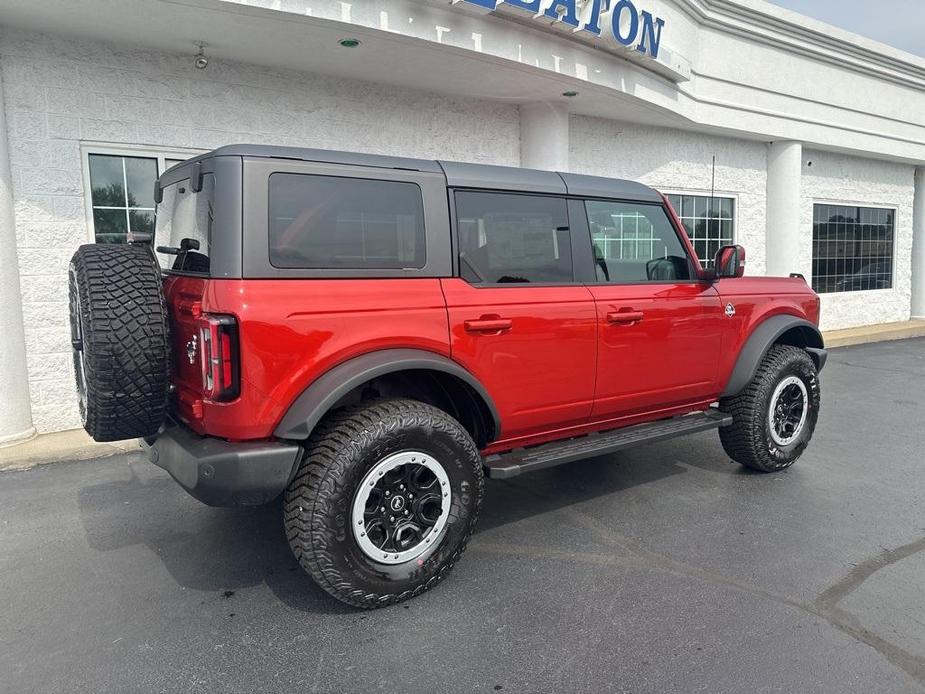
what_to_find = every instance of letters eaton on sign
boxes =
[460,0,665,59]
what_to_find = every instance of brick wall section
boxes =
[0,28,520,433]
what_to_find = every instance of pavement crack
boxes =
[812,535,925,613]
[483,480,925,689]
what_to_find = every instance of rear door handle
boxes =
[464,318,513,333]
[606,310,644,325]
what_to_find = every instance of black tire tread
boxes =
[69,244,170,441]
[283,398,484,609]
[719,344,819,472]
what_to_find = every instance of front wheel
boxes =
[283,398,484,608]
[719,345,821,472]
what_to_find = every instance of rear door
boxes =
[579,198,724,419]
[442,190,597,441]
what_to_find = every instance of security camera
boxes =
[193,43,208,70]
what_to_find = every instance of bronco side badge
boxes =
[725,303,736,318]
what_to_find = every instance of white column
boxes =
[911,166,925,319]
[519,102,569,172]
[0,69,36,447]
[765,141,803,277]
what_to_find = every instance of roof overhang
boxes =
[0,0,922,164]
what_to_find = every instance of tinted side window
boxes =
[268,173,425,269]
[585,200,692,283]
[455,191,572,284]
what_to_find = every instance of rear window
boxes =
[154,173,214,274]
[268,173,425,269]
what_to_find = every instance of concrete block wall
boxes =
[569,115,770,275]
[800,150,916,331]
[0,28,520,433]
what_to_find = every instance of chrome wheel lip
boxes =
[768,375,808,447]
[351,451,451,565]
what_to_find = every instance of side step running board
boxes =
[483,409,732,479]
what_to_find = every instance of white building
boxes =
[0,0,923,444]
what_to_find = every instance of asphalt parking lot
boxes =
[2,338,924,694]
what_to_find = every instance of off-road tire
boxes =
[719,345,820,472]
[284,398,484,609]
[68,244,171,441]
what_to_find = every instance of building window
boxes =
[812,204,894,294]
[84,150,192,244]
[664,194,735,268]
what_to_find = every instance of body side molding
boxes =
[273,348,502,441]
[721,315,826,398]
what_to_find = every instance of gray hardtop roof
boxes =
[170,144,662,202]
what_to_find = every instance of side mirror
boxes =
[714,244,746,279]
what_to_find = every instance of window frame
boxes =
[810,197,898,295]
[242,157,452,279]
[450,188,582,287]
[574,195,703,286]
[660,188,738,269]
[267,171,428,271]
[80,143,204,243]
[449,190,704,288]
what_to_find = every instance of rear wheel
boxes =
[68,244,170,441]
[284,398,484,608]
[719,345,821,472]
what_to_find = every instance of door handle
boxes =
[606,310,644,325]
[464,317,512,333]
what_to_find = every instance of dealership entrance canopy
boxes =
[0,0,923,443]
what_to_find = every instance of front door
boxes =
[581,198,724,419]
[442,191,597,441]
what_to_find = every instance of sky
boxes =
[768,0,925,58]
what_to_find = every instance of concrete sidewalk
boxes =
[823,319,925,348]
[0,428,137,472]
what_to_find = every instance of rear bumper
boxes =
[142,421,301,507]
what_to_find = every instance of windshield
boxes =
[154,173,215,274]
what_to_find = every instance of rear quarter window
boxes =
[268,173,425,269]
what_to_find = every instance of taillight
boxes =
[199,314,239,401]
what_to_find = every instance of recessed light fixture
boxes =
[562,90,579,97]
[338,38,361,48]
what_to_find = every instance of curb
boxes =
[0,429,139,472]
[823,320,925,349]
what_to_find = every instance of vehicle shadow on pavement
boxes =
[478,434,747,532]
[75,455,355,615]
[74,440,731,614]
[478,450,689,533]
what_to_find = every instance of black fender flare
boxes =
[273,348,502,441]
[721,315,826,398]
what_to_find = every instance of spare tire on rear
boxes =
[68,243,171,442]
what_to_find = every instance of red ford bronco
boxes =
[68,145,825,608]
